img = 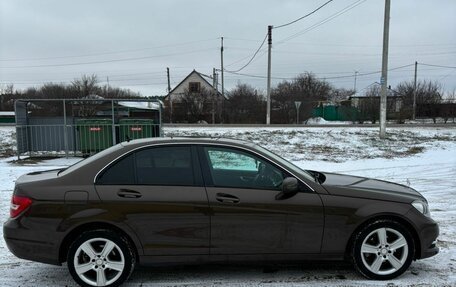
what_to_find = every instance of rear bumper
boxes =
[3,218,61,265]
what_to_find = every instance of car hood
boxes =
[320,172,424,203]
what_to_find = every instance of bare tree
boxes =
[226,83,265,123]
[70,74,100,98]
[178,86,214,123]
[331,88,354,103]
[68,75,100,116]
[358,85,381,123]
[442,89,456,123]
[396,80,443,122]
[272,73,333,123]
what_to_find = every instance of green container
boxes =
[312,106,360,121]
[0,117,15,123]
[119,118,157,142]
[76,119,113,154]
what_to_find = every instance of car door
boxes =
[199,145,324,255]
[95,145,210,256]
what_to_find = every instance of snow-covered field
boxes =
[0,125,455,286]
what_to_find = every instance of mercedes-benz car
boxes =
[4,138,439,287]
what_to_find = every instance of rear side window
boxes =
[135,146,195,186]
[96,146,195,186]
[97,153,135,185]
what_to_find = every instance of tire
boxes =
[351,219,415,280]
[67,229,136,287]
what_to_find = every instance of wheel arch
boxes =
[345,214,421,260]
[59,221,141,264]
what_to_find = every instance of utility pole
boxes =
[379,0,391,139]
[167,67,171,93]
[106,76,110,97]
[220,37,225,105]
[266,25,272,125]
[413,61,417,120]
[167,67,173,123]
[212,68,216,124]
[354,71,358,93]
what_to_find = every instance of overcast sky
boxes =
[1,0,455,97]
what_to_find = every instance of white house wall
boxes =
[169,72,214,102]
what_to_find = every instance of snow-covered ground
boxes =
[0,126,455,286]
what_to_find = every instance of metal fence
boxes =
[15,99,162,159]
[16,123,160,158]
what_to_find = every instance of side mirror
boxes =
[275,177,298,200]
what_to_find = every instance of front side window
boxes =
[204,147,283,190]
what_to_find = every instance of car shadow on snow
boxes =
[0,260,439,287]
[127,262,359,286]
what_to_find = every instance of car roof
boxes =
[119,136,257,149]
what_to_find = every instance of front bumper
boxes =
[418,222,439,259]
[405,208,439,260]
[3,217,61,265]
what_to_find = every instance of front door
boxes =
[95,145,210,256]
[199,145,324,255]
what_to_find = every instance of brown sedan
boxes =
[4,138,439,286]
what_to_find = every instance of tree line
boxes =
[1,73,455,123]
[166,72,455,124]
[0,75,142,113]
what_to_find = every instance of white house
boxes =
[163,70,225,123]
[164,70,223,102]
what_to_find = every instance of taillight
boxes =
[10,195,33,218]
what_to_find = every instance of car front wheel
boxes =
[352,219,415,280]
[67,229,136,287]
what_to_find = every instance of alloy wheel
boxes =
[360,227,409,276]
[73,238,125,286]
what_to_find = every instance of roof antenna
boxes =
[126,135,131,142]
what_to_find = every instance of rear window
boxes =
[59,144,123,176]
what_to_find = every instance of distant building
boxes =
[164,70,223,102]
[349,91,403,113]
[163,70,225,123]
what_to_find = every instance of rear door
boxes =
[95,145,210,256]
[199,145,324,255]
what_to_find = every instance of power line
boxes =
[223,70,291,80]
[0,38,218,62]
[224,37,456,48]
[439,70,455,81]
[4,62,454,88]
[277,0,367,45]
[224,33,268,73]
[418,63,456,69]
[258,48,456,57]
[0,48,216,69]
[274,0,334,29]
[224,63,414,81]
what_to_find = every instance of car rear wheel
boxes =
[352,219,415,280]
[67,229,136,287]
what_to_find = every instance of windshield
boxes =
[253,144,315,182]
[59,144,124,176]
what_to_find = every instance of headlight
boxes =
[412,200,430,217]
